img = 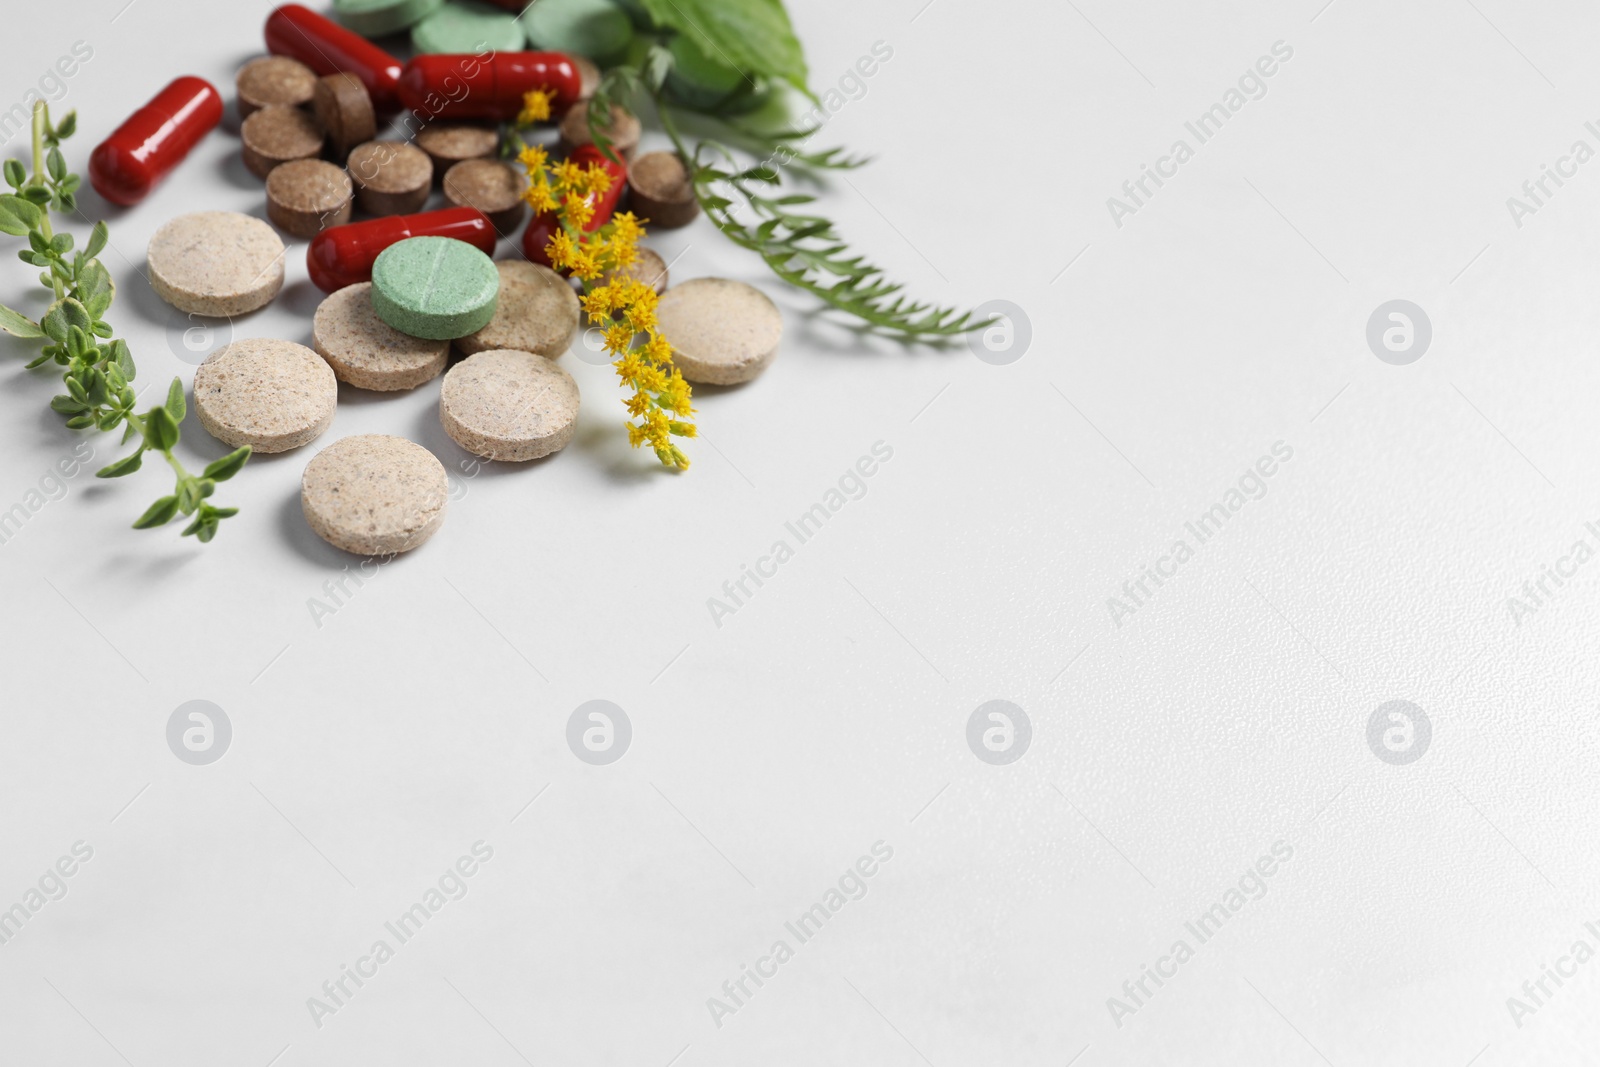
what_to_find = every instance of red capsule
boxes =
[87,77,222,208]
[265,4,404,115]
[521,145,628,268]
[308,206,497,293]
[398,52,581,122]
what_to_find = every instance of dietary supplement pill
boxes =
[442,158,526,235]
[559,102,639,160]
[655,277,782,385]
[148,212,286,317]
[627,151,698,229]
[194,339,337,453]
[302,434,448,555]
[313,73,377,159]
[440,349,581,461]
[333,0,444,37]
[458,262,580,358]
[412,0,525,54]
[265,4,405,115]
[241,104,325,178]
[236,56,318,118]
[347,140,433,215]
[415,123,499,176]
[266,159,355,239]
[520,0,633,68]
[88,76,223,206]
[307,206,495,292]
[312,282,450,390]
[397,52,580,120]
[371,235,500,340]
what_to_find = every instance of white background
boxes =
[2,0,1598,1064]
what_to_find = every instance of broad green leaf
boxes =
[642,0,809,93]
[132,495,179,529]
[0,303,42,338]
[0,193,39,235]
[78,260,113,318]
[40,298,90,343]
[143,404,179,451]
[85,221,107,259]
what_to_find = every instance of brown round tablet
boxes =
[347,141,433,215]
[147,211,286,317]
[302,435,448,556]
[440,349,580,461]
[559,103,640,160]
[628,152,698,229]
[657,278,782,386]
[458,264,579,358]
[237,56,317,118]
[312,282,450,391]
[415,124,499,177]
[313,73,376,160]
[194,339,337,453]
[599,246,668,294]
[241,105,325,179]
[572,56,600,107]
[443,159,526,236]
[266,160,354,239]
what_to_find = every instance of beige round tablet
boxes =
[657,278,782,386]
[628,152,698,229]
[559,103,640,160]
[313,73,376,160]
[599,246,668,294]
[147,211,286,317]
[237,56,317,118]
[241,104,324,179]
[443,158,526,235]
[415,123,499,176]
[573,56,600,105]
[440,349,580,461]
[458,263,578,358]
[266,160,354,239]
[347,141,432,215]
[312,282,450,391]
[194,339,337,453]
[302,435,448,556]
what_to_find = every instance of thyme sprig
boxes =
[0,101,248,542]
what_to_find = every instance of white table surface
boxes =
[2,0,1597,1064]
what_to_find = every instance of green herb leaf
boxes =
[143,404,179,451]
[54,111,76,140]
[85,221,107,259]
[40,298,90,343]
[96,451,143,478]
[78,260,113,318]
[46,148,65,183]
[132,495,180,529]
[641,0,809,93]
[0,193,41,234]
[201,446,251,482]
[0,303,42,337]
[2,160,22,190]
[165,378,185,423]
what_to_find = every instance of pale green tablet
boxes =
[334,0,444,36]
[412,0,526,54]
[371,237,501,341]
[520,0,634,68]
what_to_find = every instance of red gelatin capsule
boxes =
[521,145,628,268]
[87,77,222,207]
[308,206,496,293]
[398,52,581,122]
[265,4,404,115]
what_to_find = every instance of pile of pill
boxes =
[89,0,785,555]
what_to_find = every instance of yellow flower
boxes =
[545,230,578,271]
[624,302,657,335]
[562,191,594,229]
[517,89,553,125]
[569,249,601,281]
[517,144,548,174]
[522,179,559,214]
[614,352,645,382]
[551,159,584,191]
[636,364,668,392]
[624,393,651,417]
[639,333,673,365]
[582,286,621,323]
[603,322,635,353]
[610,211,644,245]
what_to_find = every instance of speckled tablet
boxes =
[656,277,781,385]
[193,339,337,453]
[266,159,354,239]
[559,102,640,160]
[371,236,500,340]
[313,282,451,391]
[240,105,324,178]
[628,152,697,229]
[237,56,318,118]
[313,73,376,160]
[347,141,433,216]
[443,158,527,235]
[147,211,286,317]
[412,0,525,54]
[302,434,448,556]
[440,349,580,461]
[415,124,499,175]
[458,264,579,358]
